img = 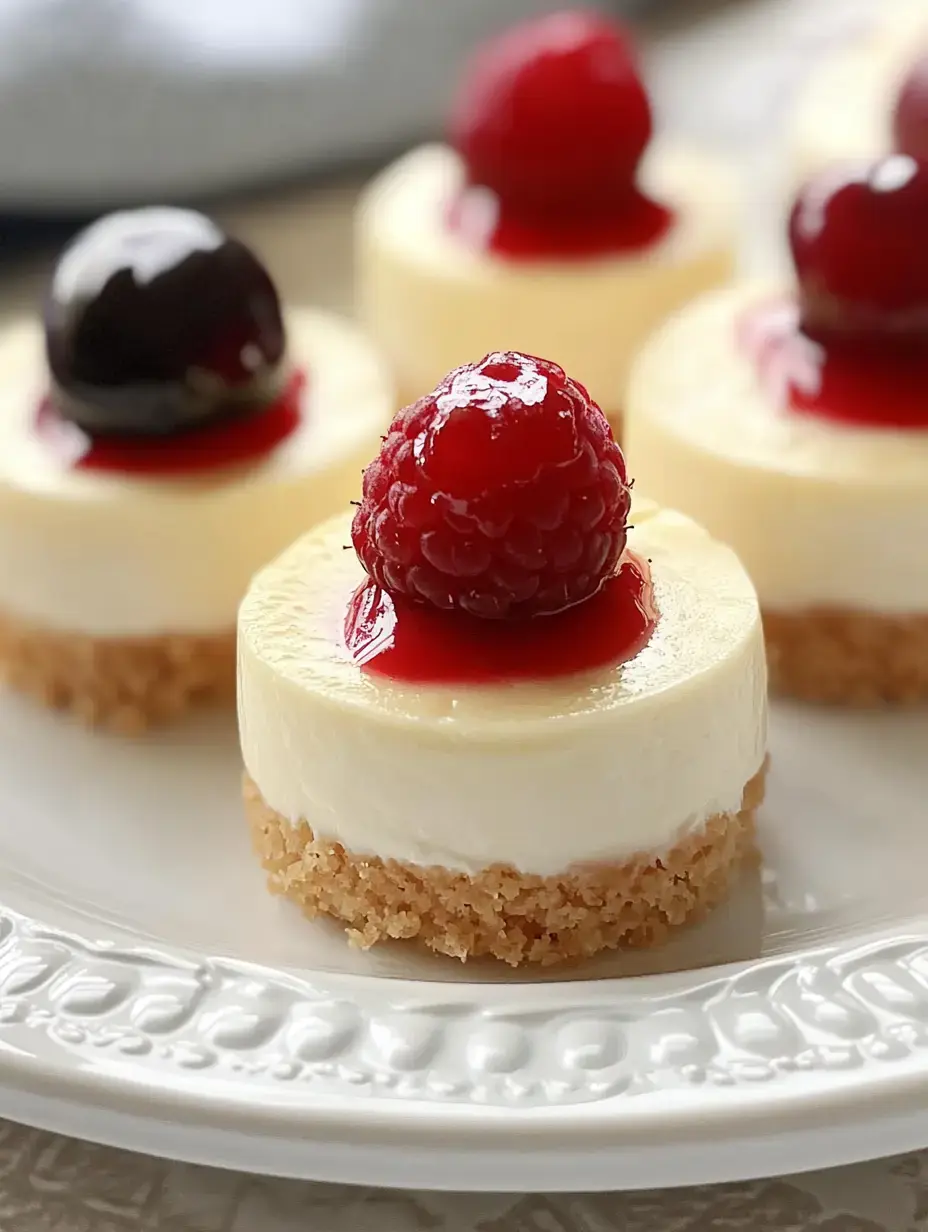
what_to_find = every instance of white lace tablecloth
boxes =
[3,0,923,1225]
[2,1121,925,1231]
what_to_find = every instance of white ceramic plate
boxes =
[0,690,925,1192]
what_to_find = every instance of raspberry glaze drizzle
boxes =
[447,189,672,262]
[345,553,658,686]
[35,369,305,475]
[738,302,928,430]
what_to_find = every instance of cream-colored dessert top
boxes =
[238,501,767,874]
[789,6,927,181]
[0,309,390,635]
[625,283,928,613]
[356,139,738,408]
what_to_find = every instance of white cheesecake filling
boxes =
[788,6,927,185]
[238,502,767,876]
[0,310,391,637]
[625,284,928,615]
[356,140,738,412]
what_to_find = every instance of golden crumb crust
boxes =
[244,768,765,967]
[764,608,928,706]
[0,610,235,732]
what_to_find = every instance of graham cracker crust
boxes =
[0,610,235,733]
[244,768,765,967]
[764,608,928,706]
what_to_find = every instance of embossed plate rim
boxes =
[2,897,928,1190]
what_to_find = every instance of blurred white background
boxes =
[0,0,892,212]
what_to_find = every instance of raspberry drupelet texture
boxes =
[351,352,632,620]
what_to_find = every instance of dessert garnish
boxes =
[447,10,672,259]
[894,52,928,161]
[39,207,302,473]
[741,155,928,428]
[789,154,928,351]
[345,351,656,683]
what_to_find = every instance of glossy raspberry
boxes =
[450,9,652,220]
[352,352,631,620]
[893,52,928,161]
[788,155,928,351]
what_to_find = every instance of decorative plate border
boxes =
[1,907,928,1108]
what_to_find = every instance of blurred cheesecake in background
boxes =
[0,207,390,730]
[625,154,928,706]
[357,9,738,436]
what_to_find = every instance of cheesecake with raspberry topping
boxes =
[626,155,928,705]
[357,10,737,436]
[0,207,391,730]
[239,352,767,966]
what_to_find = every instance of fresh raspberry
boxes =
[789,155,928,351]
[894,52,928,161]
[351,352,631,620]
[449,9,652,220]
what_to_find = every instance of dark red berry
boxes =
[44,207,286,436]
[894,52,928,161]
[449,10,652,221]
[351,352,632,620]
[788,155,928,351]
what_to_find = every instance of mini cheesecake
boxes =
[788,5,927,182]
[626,155,928,706]
[239,352,767,966]
[357,10,737,436]
[0,208,391,731]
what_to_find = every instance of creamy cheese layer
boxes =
[356,140,738,414]
[788,6,927,185]
[238,502,767,876]
[0,310,391,636]
[625,284,928,614]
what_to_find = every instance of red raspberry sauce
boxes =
[739,301,928,429]
[344,552,658,685]
[447,187,672,261]
[35,369,305,475]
